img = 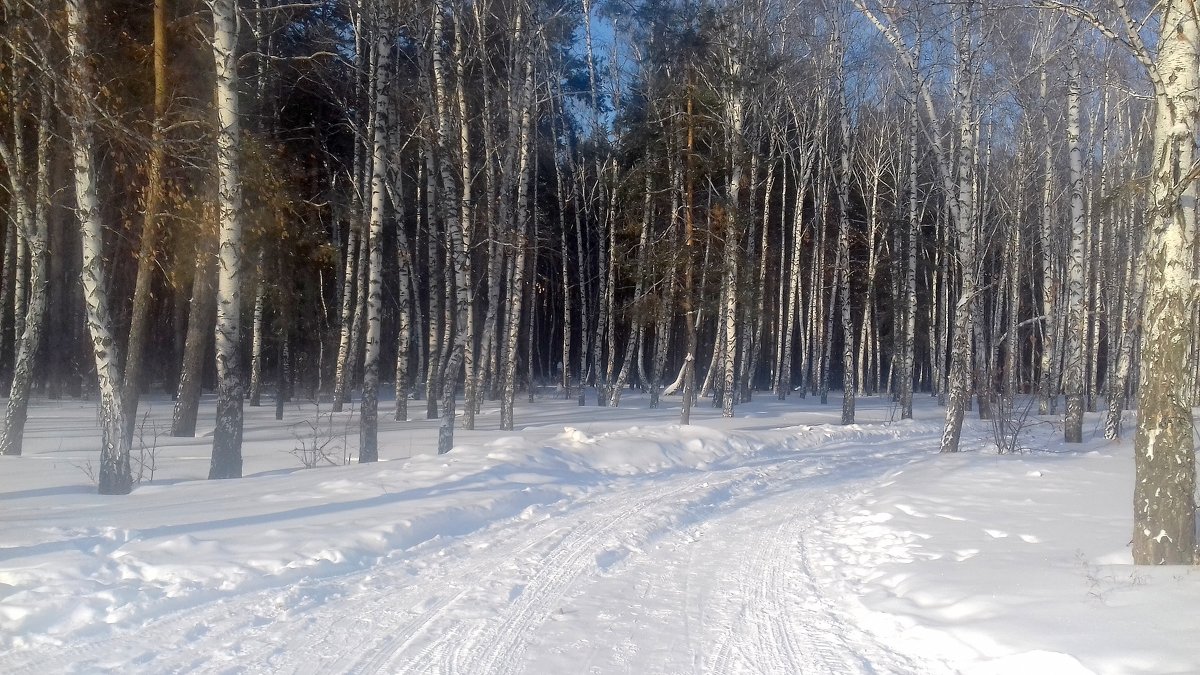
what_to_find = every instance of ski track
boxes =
[1,424,940,674]
[386,473,724,675]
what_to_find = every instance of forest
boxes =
[0,0,1197,567]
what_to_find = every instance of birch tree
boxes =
[360,16,392,464]
[0,78,51,459]
[209,0,245,479]
[1129,0,1198,564]
[1062,40,1087,443]
[65,0,131,494]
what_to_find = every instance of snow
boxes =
[0,392,1198,673]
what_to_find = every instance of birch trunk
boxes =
[744,150,773,400]
[680,88,697,425]
[1062,43,1087,443]
[835,35,855,424]
[900,53,919,419]
[332,222,359,411]
[651,107,683,409]
[360,27,390,464]
[500,48,535,430]
[611,170,654,408]
[453,12,478,430]
[778,126,815,400]
[0,222,14,381]
[1132,0,1199,564]
[1038,67,1059,416]
[388,164,414,422]
[553,115,572,400]
[1105,215,1141,440]
[432,2,469,455]
[209,0,244,479]
[248,268,266,407]
[940,3,979,454]
[0,87,50,458]
[342,223,370,406]
[423,142,442,418]
[65,0,131,493]
[472,0,501,409]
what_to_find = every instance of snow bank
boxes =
[809,417,1200,675]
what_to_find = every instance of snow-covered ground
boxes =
[0,390,1197,674]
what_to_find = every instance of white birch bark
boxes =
[209,0,245,479]
[744,147,774,401]
[778,112,816,400]
[386,162,414,423]
[1105,215,1142,440]
[432,2,469,455]
[65,0,131,493]
[360,26,390,464]
[680,89,698,424]
[552,111,573,400]
[1132,0,1199,564]
[939,3,979,454]
[834,26,855,424]
[0,86,49,458]
[499,44,535,430]
[900,50,920,420]
[1038,67,1059,416]
[422,140,442,418]
[453,11,478,430]
[1062,42,1087,443]
[249,270,266,407]
[332,223,359,409]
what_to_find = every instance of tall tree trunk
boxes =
[65,0,131,494]
[432,2,469,455]
[0,86,50,458]
[423,142,442,418]
[835,33,855,425]
[900,52,920,420]
[1105,213,1141,440]
[611,170,654,407]
[499,45,535,430]
[388,163,414,423]
[332,223,360,411]
[1062,43,1087,443]
[940,2,979,454]
[171,252,214,437]
[1038,67,1059,416]
[453,11,478,430]
[778,126,815,400]
[248,273,266,407]
[122,0,168,442]
[680,87,697,425]
[208,0,245,479]
[0,219,15,386]
[360,25,391,464]
[1132,0,1199,565]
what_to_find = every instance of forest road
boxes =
[3,425,943,674]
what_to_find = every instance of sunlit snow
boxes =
[0,392,1197,673]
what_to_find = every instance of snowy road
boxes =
[5,397,1200,674]
[1,421,943,674]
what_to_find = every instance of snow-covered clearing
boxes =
[1,392,1197,674]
